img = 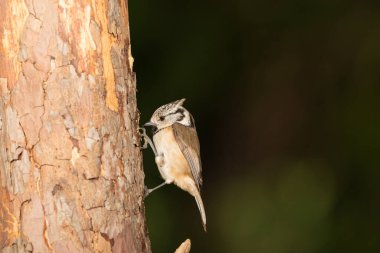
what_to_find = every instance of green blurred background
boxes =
[129,0,380,252]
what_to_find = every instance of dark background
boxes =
[129,0,380,252]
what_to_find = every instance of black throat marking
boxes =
[153,126,166,135]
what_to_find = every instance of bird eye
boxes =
[159,116,165,121]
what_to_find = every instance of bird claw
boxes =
[138,127,158,156]
[138,127,149,149]
[144,185,151,198]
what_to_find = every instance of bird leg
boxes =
[145,181,168,197]
[138,127,158,156]
[139,127,166,198]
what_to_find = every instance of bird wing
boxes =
[172,123,203,190]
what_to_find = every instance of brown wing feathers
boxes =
[172,123,203,190]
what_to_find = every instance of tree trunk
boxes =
[0,0,151,252]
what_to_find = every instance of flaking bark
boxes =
[0,0,151,252]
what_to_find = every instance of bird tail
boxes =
[194,190,207,232]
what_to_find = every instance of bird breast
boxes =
[153,127,190,181]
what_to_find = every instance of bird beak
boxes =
[144,121,156,127]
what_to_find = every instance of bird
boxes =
[142,98,206,231]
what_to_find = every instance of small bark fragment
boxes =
[175,239,191,253]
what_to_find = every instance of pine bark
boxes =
[0,0,151,252]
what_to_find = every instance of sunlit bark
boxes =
[0,0,151,252]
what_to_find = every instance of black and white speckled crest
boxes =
[154,98,185,117]
[150,98,195,130]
